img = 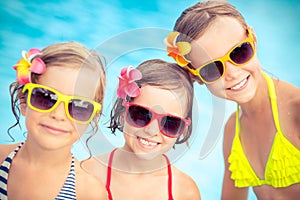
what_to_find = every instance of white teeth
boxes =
[231,78,247,90]
[138,137,158,146]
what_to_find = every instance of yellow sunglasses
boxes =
[22,83,101,124]
[187,27,255,84]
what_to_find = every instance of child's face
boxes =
[24,66,98,150]
[189,17,262,104]
[122,85,189,160]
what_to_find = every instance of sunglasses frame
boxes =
[187,27,255,84]
[122,101,191,138]
[22,83,101,124]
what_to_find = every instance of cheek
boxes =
[24,108,43,131]
[25,108,41,121]
[205,81,226,98]
[123,122,139,135]
[74,123,89,135]
[164,137,177,146]
[244,56,261,72]
[253,60,262,72]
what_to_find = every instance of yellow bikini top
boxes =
[228,72,300,188]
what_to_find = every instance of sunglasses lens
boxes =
[161,116,185,137]
[230,42,253,64]
[30,88,57,110]
[200,61,224,83]
[69,100,95,121]
[128,105,151,127]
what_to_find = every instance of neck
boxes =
[112,148,167,174]
[18,140,73,168]
[239,73,271,116]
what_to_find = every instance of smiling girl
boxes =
[166,1,300,199]
[83,59,201,200]
[0,42,107,199]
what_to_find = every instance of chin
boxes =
[235,93,256,104]
[135,151,160,160]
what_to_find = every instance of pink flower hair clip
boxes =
[117,66,142,100]
[13,48,46,84]
[164,31,192,67]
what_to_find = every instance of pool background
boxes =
[1,0,299,199]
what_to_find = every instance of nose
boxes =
[144,119,160,136]
[224,61,242,81]
[49,102,68,121]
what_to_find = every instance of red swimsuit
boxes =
[106,148,174,200]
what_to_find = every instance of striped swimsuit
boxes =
[0,143,76,200]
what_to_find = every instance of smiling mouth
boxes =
[228,75,250,91]
[137,136,160,147]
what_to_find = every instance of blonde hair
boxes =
[35,41,105,105]
[9,41,106,140]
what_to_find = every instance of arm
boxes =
[173,167,201,200]
[182,177,201,200]
[221,113,248,200]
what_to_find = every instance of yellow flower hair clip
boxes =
[13,48,46,84]
[164,31,191,66]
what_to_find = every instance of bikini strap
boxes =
[235,104,241,137]
[163,154,174,200]
[262,72,282,133]
[106,148,117,200]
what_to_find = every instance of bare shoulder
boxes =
[284,82,300,111]
[75,159,108,199]
[287,84,300,129]
[224,112,236,137]
[0,143,20,163]
[276,79,300,107]
[223,112,236,156]
[172,166,201,200]
[277,80,300,135]
[80,153,109,181]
